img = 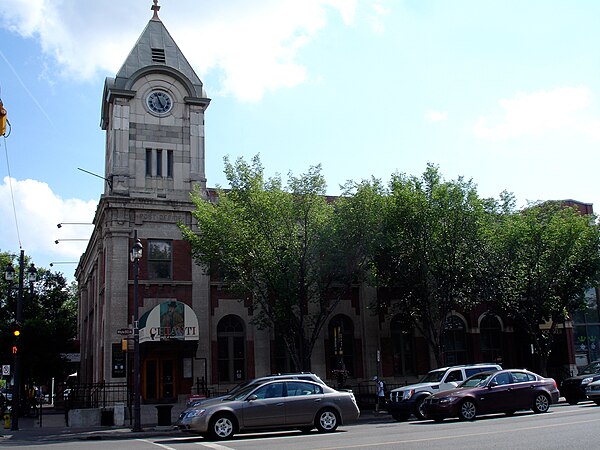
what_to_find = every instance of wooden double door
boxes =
[142,358,176,401]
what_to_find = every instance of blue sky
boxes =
[1,0,600,279]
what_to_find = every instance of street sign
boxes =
[2,365,10,375]
[117,328,133,336]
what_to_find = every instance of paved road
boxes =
[3,402,600,449]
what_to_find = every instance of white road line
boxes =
[197,443,236,450]
[312,416,600,450]
[137,438,178,450]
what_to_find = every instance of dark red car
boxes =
[422,369,559,421]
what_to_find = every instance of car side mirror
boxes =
[449,381,458,388]
[488,381,498,388]
[247,394,258,401]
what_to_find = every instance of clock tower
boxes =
[77,1,213,393]
[100,2,210,199]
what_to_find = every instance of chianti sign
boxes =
[138,300,199,343]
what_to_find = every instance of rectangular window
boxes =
[148,240,172,279]
[145,149,152,176]
[156,149,163,177]
[167,150,173,178]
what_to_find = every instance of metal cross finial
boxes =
[151,0,160,20]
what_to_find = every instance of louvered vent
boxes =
[151,48,166,63]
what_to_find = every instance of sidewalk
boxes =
[1,408,389,443]
[0,409,181,443]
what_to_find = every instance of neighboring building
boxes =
[76,3,591,406]
[563,200,600,370]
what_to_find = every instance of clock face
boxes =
[146,91,172,114]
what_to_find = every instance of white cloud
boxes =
[0,177,95,261]
[0,0,389,102]
[425,110,448,122]
[473,86,600,140]
[369,0,391,34]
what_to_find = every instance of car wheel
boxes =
[414,396,427,420]
[565,397,578,405]
[208,414,236,440]
[532,393,550,413]
[315,408,339,433]
[391,412,410,422]
[458,400,477,421]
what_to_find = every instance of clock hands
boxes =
[148,92,171,113]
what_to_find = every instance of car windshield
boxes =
[460,372,493,388]
[225,383,263,401]
[579,362,600,375]
[227,380,253,395]
[419,369,446,383]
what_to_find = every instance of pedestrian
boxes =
[373,376,386,413]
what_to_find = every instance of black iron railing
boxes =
[60,382,129,410]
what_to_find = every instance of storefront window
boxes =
[572,288,600,367]
[217,315,246,382]
[329,315,354,377]
[442,315,467,365]
[390,315,415,376]
[273,327,297,373]
[480,314,502,363]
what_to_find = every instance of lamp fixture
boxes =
[55,239,88,244]
[57,222,92,228]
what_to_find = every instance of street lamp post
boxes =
[4,250,37,431]
[130,232,143,432]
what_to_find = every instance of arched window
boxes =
[390,315,415,376]
[442,315,467,365]
[217,315,245,382]
[329,315,354,376]
[480,314,502,363]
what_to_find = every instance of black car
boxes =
[560,361,600,405]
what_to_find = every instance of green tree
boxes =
[486,201,600,375]
[0,251,77,391]
[181,156,366,372]
[373,165,489,366]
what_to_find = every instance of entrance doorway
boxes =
[143,358,176,401]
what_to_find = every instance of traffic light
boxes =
[11,322,21,355]
[0,101,7,136]
[121,339,128,352]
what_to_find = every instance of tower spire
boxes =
[151,0,160,21]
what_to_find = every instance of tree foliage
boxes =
[0,251,77,389]
[181,156,367,371]
[485,201,600,374]
[371,165,489,365]
[182,157,600,375]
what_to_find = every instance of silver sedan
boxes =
[177,379,360,440]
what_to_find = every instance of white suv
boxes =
[388,363,502,421]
